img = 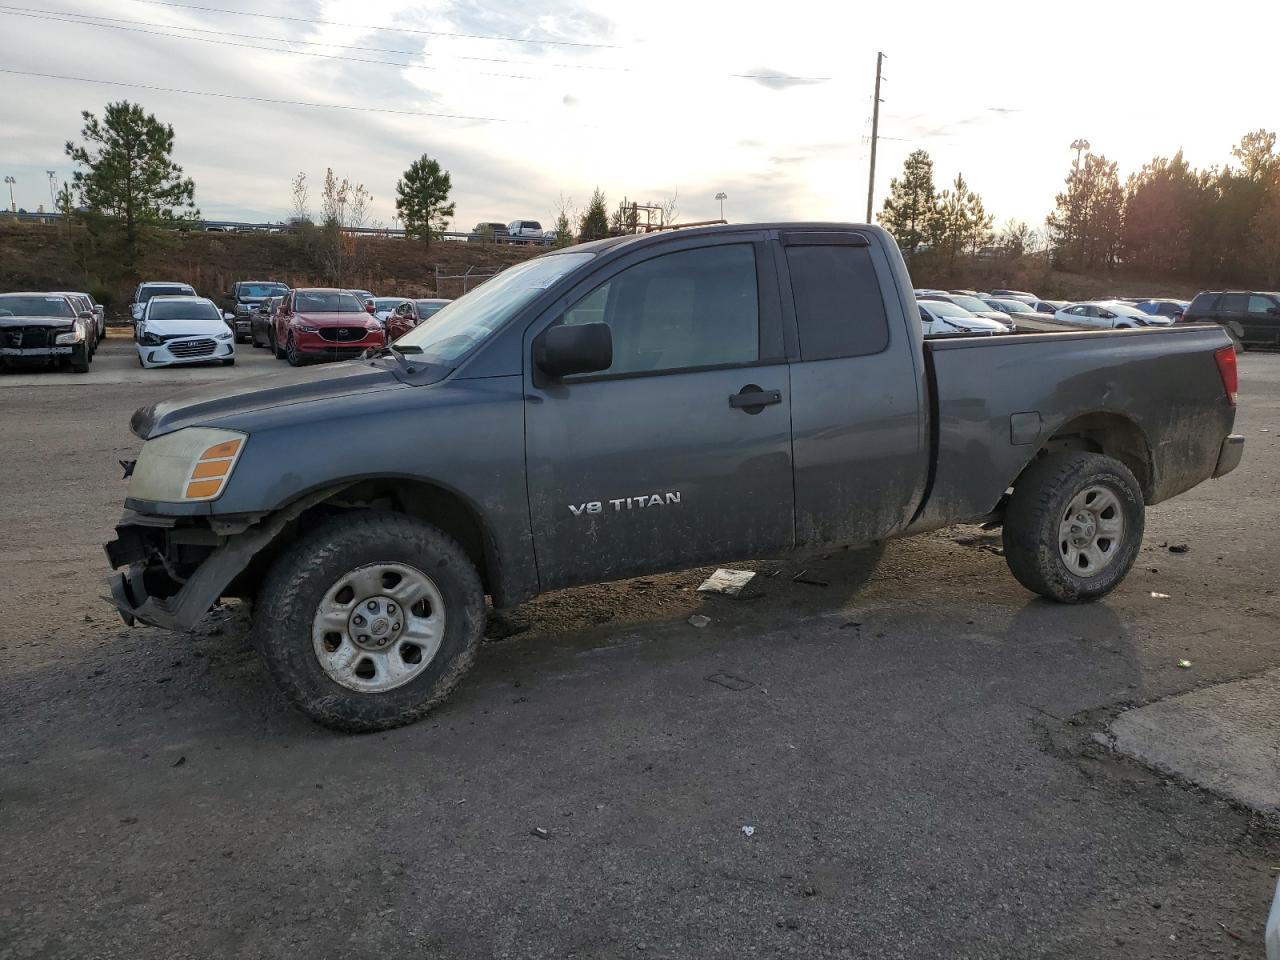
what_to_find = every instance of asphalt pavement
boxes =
[1,337,1277,959]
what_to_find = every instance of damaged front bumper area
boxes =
[105,509,258,631]
[104,489,336,631]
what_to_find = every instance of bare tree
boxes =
[346,182,373,229]
[290,171,311,225]
[658,191,679,226]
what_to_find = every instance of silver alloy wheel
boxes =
[311,562,446,693]
[1058,485,1124,575]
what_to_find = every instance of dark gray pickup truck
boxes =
[105,223,1244,731]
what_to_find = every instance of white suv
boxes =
[507,219,548,245]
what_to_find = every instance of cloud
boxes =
[738,67,828,91]
[563,94,580,107]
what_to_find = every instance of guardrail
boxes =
[2,211,554,244]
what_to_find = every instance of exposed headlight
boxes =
[296,323,319,333]
[138,329,163,346]
[216,332,233,341]
[128,428,247,502]
[55,321,85,345]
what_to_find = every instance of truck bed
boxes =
[909,325,1237,533]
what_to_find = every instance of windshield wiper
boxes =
[367,343,428,374]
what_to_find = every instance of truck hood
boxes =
[131,358,411,439]
[0,315,75,328]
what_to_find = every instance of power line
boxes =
[0,9,535,80]
[0,67,516,122]
[0,5,834,83]
[125,0,621,48]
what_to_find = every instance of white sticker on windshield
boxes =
[45,297,64,302]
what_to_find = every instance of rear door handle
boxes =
[729,386,782,412]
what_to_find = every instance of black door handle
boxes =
[729,386,782,412]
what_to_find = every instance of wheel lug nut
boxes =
[367,600,378,611]
[353,615,365,626]
[392,623,400,632]
[387,603,396,614]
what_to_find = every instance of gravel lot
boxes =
[2,335,1277,959]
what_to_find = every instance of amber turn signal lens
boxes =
[183,437,245,500]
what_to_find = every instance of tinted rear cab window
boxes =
[785,244,889,360]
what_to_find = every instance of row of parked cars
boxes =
[0,290,106,372]
[917,286,1280,350]
[467,219,554,245]
[127,279,456,369]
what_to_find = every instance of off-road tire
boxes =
[254,511,486,732]
[1002,452,1144,603]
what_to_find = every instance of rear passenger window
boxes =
[785,244,889,360]
[1220,293,1248,314]
[1247,295,1274,314]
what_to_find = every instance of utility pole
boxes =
[715,191,727,220]
[4,176,14,213]
[46,171,57,213]
[865,51,885,223]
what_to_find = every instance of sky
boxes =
[2,0,1278,234]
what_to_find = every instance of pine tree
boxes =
[395,155,455,246]
[578,187,609,242]
[64,100,198,266]
[878,149,937,255]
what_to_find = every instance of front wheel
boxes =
[254,511,486,732]
[286,334,303,366]
[70,343,90,373]
[1002,452,1144,602]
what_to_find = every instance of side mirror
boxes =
[78,311,93,321]
[534,323,613,380]
[223,311,236,322]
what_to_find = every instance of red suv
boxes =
[272,288,386,365]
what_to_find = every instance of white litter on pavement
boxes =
[1151,592,1171,599]
[687,614,711,629]
[696,568,757,596]
[741,825,755,837]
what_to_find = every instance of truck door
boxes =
[523,235,795,590]
[779,231,928,546]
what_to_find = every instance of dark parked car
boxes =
[270,288,386,365]
[0,292,91,372]
[1183,291,1280,349]
[222,281,289,343]
[468,222,510,243]
[106,223,1243,732]
[250,295,287,349]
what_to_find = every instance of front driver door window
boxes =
[523,239,794,589]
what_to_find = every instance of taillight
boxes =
[1214,345,1238,406]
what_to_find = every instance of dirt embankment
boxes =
[0,221,541,317]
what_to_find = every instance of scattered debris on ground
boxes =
[1151,592,1171,599]
[706,673,754,691]
[1168,543,1190,554]
[687,614,711,629]
[741,825,755,837]
[696,568,757,596]
[792,571,829,587]
[531,827,549,839]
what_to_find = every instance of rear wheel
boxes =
[272,328,285,360]
[1002,452,1144,603]
[254,511,486,732]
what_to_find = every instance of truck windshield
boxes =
[140,285,194,302]
[239,283,287,298]
[0,295,75,318]
[395,253,592,364]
